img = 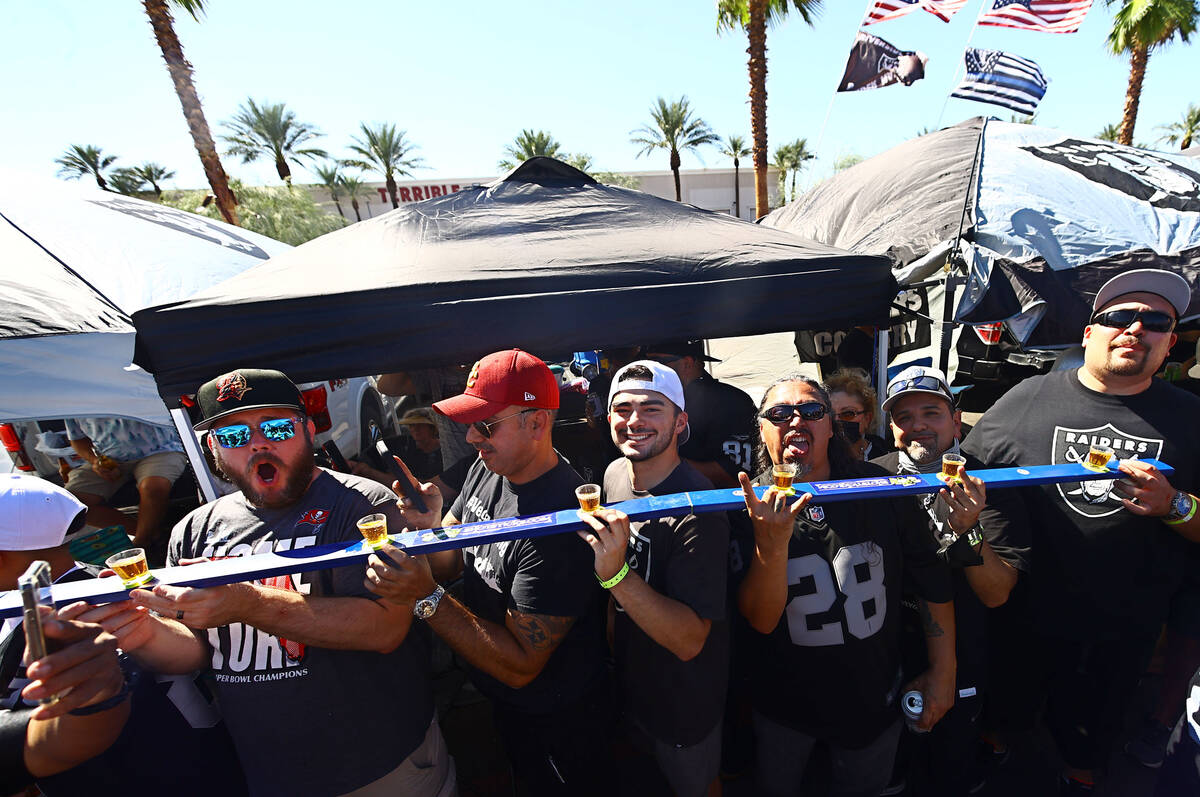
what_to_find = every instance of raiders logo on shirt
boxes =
[1052,423,1163,518]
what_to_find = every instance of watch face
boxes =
[1173,492,1191,517]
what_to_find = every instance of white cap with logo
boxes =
[607,360,690,444]
[0,474,87,551]
[882,366,956,413]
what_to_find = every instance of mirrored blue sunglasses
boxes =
[212,418,298,448]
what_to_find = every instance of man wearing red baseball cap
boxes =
[366,349,610,796]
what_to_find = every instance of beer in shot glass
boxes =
[772,462,799,493]
[357,513,390,550]
[105,548,153,589]
[941,453,966,484]
[1085,444,1115,472]
[575,484,602,514]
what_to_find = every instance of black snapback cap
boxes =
[193,368,305,431]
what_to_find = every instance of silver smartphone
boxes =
[18,560,55,703]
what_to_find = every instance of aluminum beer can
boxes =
[901,690,928,733]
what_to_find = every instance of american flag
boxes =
[978,0,1093,33]
[950,48,1048,115]
[863,0,969,25]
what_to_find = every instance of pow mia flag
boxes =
[1052,423,1162,518]
[838,31,928,92]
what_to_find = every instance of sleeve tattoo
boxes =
[513,612,576,652]
[919,600,945,638]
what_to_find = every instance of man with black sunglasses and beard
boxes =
[115,369,451,797]
[364,349,609,797]
[733,373,954,797]
[963,269,1200,796]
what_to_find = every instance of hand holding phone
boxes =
[376,440,430,515]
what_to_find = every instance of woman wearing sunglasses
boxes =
[731,373,955,797]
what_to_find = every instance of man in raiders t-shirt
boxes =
[122,369,448,797]
[576,361,729,797]
[963,270,1200,794]
[366,349,608,796]
[736,373,954,797]
[872,366,1030,796]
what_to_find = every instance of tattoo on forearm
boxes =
[514,613,575,652]
[919,600,945,638]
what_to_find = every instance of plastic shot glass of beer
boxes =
[772,462,799,495]
[105,548,153,589]
[940,453,967,484]
[357,513,390,550]
[1085,443,1115,472]
[575,484,602,514]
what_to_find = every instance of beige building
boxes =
[303,165,782,222]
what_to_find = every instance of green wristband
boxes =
[597,562,630,590]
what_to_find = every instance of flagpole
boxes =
[813,0,880,167]
[935,0,991,128]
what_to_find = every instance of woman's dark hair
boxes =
[752,372,857,478]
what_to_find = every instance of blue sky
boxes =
[5,0,1196,192]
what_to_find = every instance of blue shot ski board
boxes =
[0,459,1170,618]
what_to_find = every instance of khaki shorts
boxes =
[66,450,188,500]
[341,716,456,797]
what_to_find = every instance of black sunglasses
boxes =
[760,402,828,424]
[886,374,949,399]
[1090,308,1176,334]
[472,409,536,438]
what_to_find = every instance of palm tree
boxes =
[1096,123,1123,141]
[343,123,424,209]
[132,162,175,198]
[143,0,238,225]
[221,99,327,186]
[719,134,752,217]
[1106,0,1199,146]
[109,167,147,196]
[499,130,563,170]
[313,163,346,218]
[565,152,594,173]
[55,145,117,191]
[718,0,824,219]
[631,96,719,201]
[1158,103,1200,148]
[339,173,368,222]
[773,138,815,204]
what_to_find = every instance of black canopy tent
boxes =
[133,158,896,401]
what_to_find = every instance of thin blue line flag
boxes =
[950,47,1048,116]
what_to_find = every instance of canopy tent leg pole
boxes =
[169,406,220,504]
[874,323,889,437]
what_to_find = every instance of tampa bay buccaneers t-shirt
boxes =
[169,470,434,796]
[963,369,1200,640]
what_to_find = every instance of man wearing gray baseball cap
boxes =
[963,269,1199,795]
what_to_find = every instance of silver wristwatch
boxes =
[1166,491,1194,523]
[413,585,445,620]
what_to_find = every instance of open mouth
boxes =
[784,433,811,461]
[625,431,654,445]
[252,459,279,485]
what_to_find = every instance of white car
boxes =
[0,376,396,486]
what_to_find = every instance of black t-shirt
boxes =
[871,450,1031,691]
[603,459,730,746]
[678,372,757,478]
[963,370,1200,640]
[741,461,953,748]
[451,456,607,713]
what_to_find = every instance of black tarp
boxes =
[133,158,896,400]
